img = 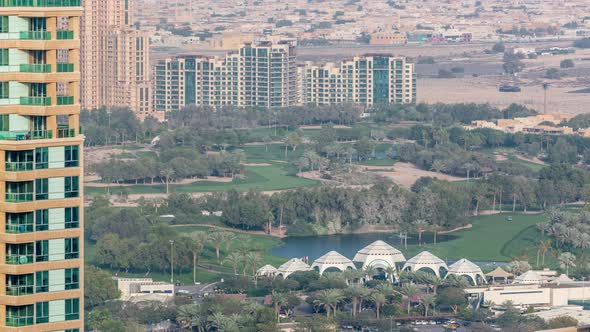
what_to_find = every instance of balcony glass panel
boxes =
[19,64,51,73]
[6,212,34,233]
[57,63,74,72]
[57,95,74,105]
[0,0,80,6]
[56,30,74,39]
[6,243,34,265]
[20,96,51,106]
[57,127,75,138]
[0,130,52,141]
[19,31,51,40]
[6,305,34,327]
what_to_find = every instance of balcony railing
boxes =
[57,95,74,105]
[0,130,53,141]
[5,285,34,296]
[57,127,75,138]
[20,96,51,106]
[5,162,33,172]
[5,223,33,234]
[5,193,34,202]
[19,31,51,40]
[57,30,74,40]
[0,0,80,6]
[57,63,74,72]
[5,254,33,265]
[19,64,51,73]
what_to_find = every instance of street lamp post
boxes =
[170,240,175,284]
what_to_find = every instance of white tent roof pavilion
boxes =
[446,258,487,285]
[352,240,406,270]
[402,251,448,278]
[276,258,311,278]
[311,251,356,275]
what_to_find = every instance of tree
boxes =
[177,304,204,331]
[160,168,175,195]
[436,287,467,314]
[208,231,226,262]
[399,284,420,315]
[503,53,525,75]
[560,59,575,68]
[537,239,551,267]
[85,266,120,309]
[413,219,428,246]
[548,316,578,329]
[224,252,242,275]
[492,42,505,53]
[545,68,562,79]
[313,289,345,317]
[189,231,208,284]
[558,252,576,276]
[345,286,368,317]
[420,294,436,317]
[370,291,387,319]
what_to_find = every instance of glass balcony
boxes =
[5,254,33,264]
[5,223,33,233]
[19,31,51,40]
[57,96,74,105]
[57,127,75,138]
[20,96,51,106]
[5,193,33,202]
[5,162,33,172]
[6,316,33,327]
[56,30,74,40]
[19,64,51,73]
[0,130,52,141]
[5,285,34,296]
[57,63,74,72]
[0,0,80,6]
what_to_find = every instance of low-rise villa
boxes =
[352,240,406,271]
[311,251,356,275]
[513,270,543,285]
[446,258,487,285]
[257,264,278,278]
[402,251,448,278]
[276,258,311,278]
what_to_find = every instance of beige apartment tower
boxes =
[0,0,84,331]
[81,0,151,117]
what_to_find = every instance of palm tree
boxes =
[265,211,274,235]
[370,291,387,319]
[208,231,225,262]
[537,239,551,268]
[443,275,470,289]
[420,294,436,317]
[345,286,368,317]
[245,252,263,285]
[431,223,442,245]
[398,284,421,315]
[271,291,287,322]
[160,168,175,195]
[558,252,576,276]
[177,304,203,332]
[222,232,236,256]
[414,219,428,246]
[384,266,397,284]
[224,252,242,275]
[189,231,208,285]
[313,289,345,317]
[207,312,227,332]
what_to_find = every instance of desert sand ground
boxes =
[371,162,465,188]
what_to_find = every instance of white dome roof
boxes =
[311,251,356,275]
[257,264,278,276]
[402,251,448,277]
[513,270,542,284]
[277,258,311,278]
[353,240,406,269]
[448,259,483,275]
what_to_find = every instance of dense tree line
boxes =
[92,148,245,185]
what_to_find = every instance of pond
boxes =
[271,232,508,268]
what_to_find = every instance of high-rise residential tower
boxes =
[81,0,151,118]
[0,1,83,331]
[153,40,298,116]
[303,55,417,106]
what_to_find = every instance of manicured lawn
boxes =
[401,213,548,264]
[85,162,320,196]
[505,154,546,172]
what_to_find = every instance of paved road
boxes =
[175,282,218,302]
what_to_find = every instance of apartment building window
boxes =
[0,16,7,33]
[65,298,80,320]
[65,268,79,289]
[35,271,48,293]
[65,238,79,259]
[65,176,79,198]
[35,209,48,231]
[0,49,8,66]
[0,81,8,99]
[35,301,48,323]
